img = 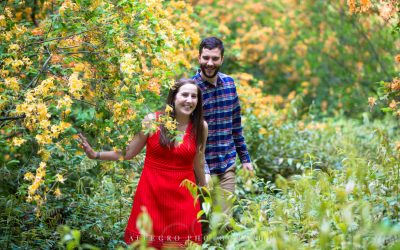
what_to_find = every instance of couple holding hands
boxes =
[79,37,253,249]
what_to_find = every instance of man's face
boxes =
[198,48,223,79]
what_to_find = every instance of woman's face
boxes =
[174,84,198,118]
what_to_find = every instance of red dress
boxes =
[124,121,202,248]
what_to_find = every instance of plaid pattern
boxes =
[193,70,251,174]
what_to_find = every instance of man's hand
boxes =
[242,163,254,173]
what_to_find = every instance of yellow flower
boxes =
[54,188,62,197]
[8,43,20,51]
[68,72,85,98]
[34,195,41,201]
[26,195,33,202]
[11,60,24,70]
[24,172,35,181]
[39,162,47,169]
[60,121,71,130]
[12,137,26,146]
[36,77,54,96]
[57,95,73,109]
[38,149,51,161]
[121,85,129,92]
[136,97,144,104]
[36,132,52,145]
[59,0,80,17]
[55,174,65,184]
[301,81,310,88]
[4,77,20,91]
[37,103,50,120]
[165,105,173,114]
[0,15,5,27]
[39,119,51,129]
[73,62,86,72]
[4,31,12,41]
[28,182,39,195]
[164,119,177,131]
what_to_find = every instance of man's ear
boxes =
[198,54,201,63]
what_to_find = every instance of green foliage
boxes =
[193,0,398,116]
[223,115,400,249]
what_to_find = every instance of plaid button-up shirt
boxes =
[192,70,251,174]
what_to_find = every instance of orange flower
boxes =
[390,78,400,91]
[389,100,397,109]
[395,54,400,63]
[396,141,400,152]
[360,0,371,12]
[368,97,376,107]
[31,28,43,36]
[348,0,356,14]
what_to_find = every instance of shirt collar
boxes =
[195,69,223,87]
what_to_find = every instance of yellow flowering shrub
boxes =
[0,0,200,213]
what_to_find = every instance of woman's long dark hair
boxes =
[159,78,205,150]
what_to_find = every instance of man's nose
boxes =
[206,59,213,65]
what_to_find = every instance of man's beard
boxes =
[200,64,220,79]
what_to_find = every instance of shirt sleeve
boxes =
[232,84,251,164]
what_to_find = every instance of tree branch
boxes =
[71,98,97,107]
[28,30,89,46]
[26,47,52,89]
[58,51,102,55]
[0,114,26,121]
[31,0,39,27]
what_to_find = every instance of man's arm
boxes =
[231,85,253,171]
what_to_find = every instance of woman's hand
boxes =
[78,133,96,159]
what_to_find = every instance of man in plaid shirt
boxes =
[192,37,253,208]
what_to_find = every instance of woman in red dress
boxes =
[79,79,207,248]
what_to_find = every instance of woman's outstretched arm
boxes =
[193,121,208,187]
[79,113,154,161]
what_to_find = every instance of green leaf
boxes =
[6,160,20,166]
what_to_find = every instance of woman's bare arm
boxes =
[79,113,154,161]
[193,121,208,187]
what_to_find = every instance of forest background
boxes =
[0,0,399,249]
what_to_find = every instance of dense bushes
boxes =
[1,0,400,249]
[193,0,398,116]
[223,115,400,249]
